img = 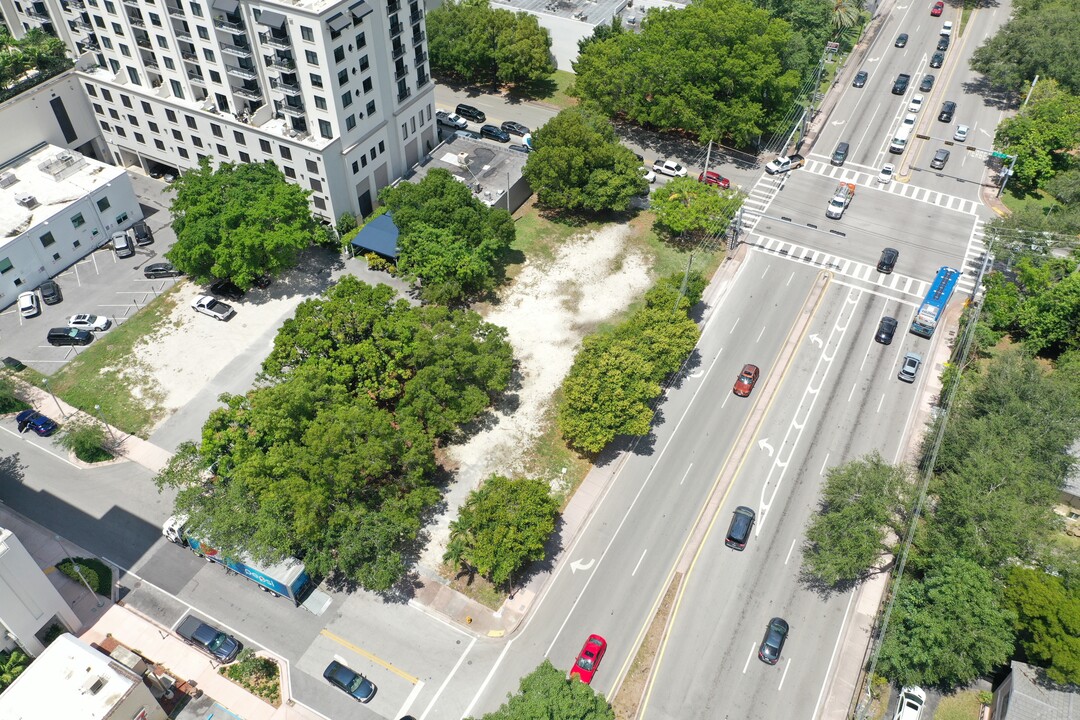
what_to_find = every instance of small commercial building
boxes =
[0,526,81,658]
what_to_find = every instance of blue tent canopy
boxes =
[350,213,399,259]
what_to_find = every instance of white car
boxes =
[953,124,969,142]
[902,112,918,127]
[908,94,925,113]
[435,110,467,129]
[877,164,895,184]
[652,159,687,177]
[192,295,235,321]
[640,166,657,183]
[18,292,40,318]
[68,314,111,331]
[940,21,953,36]
[893,687,926,720]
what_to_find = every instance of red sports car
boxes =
[570,634,607,684]
[698,170,731,189]
[733,364,760,397]
[930,1,944,16]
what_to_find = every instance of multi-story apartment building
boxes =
[1,0,437,222]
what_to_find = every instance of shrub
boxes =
[56,419,113,463]
[220,650,280,705]
[57,557,112,596]
[0,376,30,414]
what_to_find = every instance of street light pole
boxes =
[54,535,104,608]
[42,377,66,418]
[94,404,119,445]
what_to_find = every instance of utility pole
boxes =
[1022,74,1039,107]
[996,153,1018,198]
[703,140,713,174]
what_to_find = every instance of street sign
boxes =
[826,41,840,52]
[991,151,1010,159]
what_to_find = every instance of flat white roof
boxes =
[0,633,138,719]
[0,144,127,242]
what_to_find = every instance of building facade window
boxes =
[71,213,86,227]
[319,120,332,139]
[301,25,314,41]
[40,231,56,248]
[96,197,111,211]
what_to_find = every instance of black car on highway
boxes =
[852,70,868,87]
[875,317,898,344]
[919,74,935,92]
[758,617,789,665]
[455,103,486,123]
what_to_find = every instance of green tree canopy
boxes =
[0,27,72,93]
[522,107,648,213]
[427,0,553,86]
[571,0,803,145]
[877,557,1016,688]
[992,79,1080,191]
[971,0,1080,94]
[472,660,615,720]
[166,158,318,289]
[649,176,740,243]
[444,476,560,587]
[157,277,515,590]
[378,168,515,304]
[1004,566,1080,685]
[802,452,909,587]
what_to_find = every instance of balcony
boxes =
[226,64,257,79]
[188,70,205,82]
[389,21,403,37]
[166,3,183,16]
[180,49,197,61]
[68,0,85,7]
[266,55,295,71]
[73,19,92,30]
[394,64,407,80]
[417,73,429,88]
[136,37,152,48]
[144,58,159,68]
[391,44,405,60]
[259,32,291,50]
[129,16,144,26]
[409,9,423,24]
[175,30,192,40]
[413,50,426,65]
[411,30,424,45]
[278,102,305,117]
[387,0,400,12]
[26,9,52,20]
[271,80,301,96]
[122,0,138,7]
[235,87,263,101]
[213,17,244,32]
[220,43,252,58]
[397,87,411,102]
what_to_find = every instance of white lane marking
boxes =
[811,588,859,720]
[679,464,693,486]
[819,453,830,476]
[784,537,798,565]
[420,637,475,720]
[787,271,796,286]
[395,679,426,720]
[729,317,740,334]
[847,381,858,402]
[631,549,648,577]
[877,393,885,413]
[743,642,757,674]
[756,325,767,343]
[0,426,80,467]
[779,659,792,691]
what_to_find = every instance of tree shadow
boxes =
[507,76,559,104]
[505,513,567,595]
[0,451,28,485]
[962,74,1016,112]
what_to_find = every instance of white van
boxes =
[890,125,913,154]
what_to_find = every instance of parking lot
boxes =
[1,173,181,374]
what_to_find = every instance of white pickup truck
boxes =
[764,154,805,175]
[826,182,855,219]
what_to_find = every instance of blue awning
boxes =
[350,213,399,259]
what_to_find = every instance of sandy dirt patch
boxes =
[420,223,653,567]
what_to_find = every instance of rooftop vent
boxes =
[38,151,87,181]
[0,171,17,188]
[14,192,38,208]
[456,152,470,166]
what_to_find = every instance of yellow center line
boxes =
[320,629,419,684]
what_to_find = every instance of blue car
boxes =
[323,660,376,703]
[16,410,59,437]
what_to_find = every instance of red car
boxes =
[930,1,943,16]
[733,364,760,397]
[570,634,607,684]
[698,170,731,189]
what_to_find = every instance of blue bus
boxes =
[911,266,961,338]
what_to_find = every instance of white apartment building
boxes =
[1,0,437,222]
[0,526,81,658]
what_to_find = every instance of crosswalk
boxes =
[799,158,982,215]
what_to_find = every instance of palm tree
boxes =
[0,649,30,692]
[832,0,862,31]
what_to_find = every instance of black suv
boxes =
[131,221,153,245]
[831,141,850,166]
[937,36,950,51]
[877,247,899,273]
[919,74,935,92]
[892,73,910,94]
[455,103,486,123]
[938,101,957,122]
[209,278,245,301]
[929,51,944,68]
[725,506,756,550]
[875,316,898,344]
[39,280,63,305]
[47,327,93,346]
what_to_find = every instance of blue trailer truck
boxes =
[163,515,313,606]
[911,266,961,338]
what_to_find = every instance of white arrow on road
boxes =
[570,558,595,574]
[868,56,881,63]
[831,120,847,126]
[758,438,775,457]
[809,333,823,347]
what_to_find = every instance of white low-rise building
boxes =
[0,526,81,658]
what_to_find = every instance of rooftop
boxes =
[1002,661,1080,720]
[0,633,141,719]
[400,134,528,208]
[0,144,127,241]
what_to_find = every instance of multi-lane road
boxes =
[0,1,1017,719]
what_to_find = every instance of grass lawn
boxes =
[545,70,578,110]
[934,690,985,720]
[40,285,182,437]
[1000,187,1059,216]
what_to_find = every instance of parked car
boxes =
[209,278,245,301]
[929,51,944,68]
[938,100,956,122]
[930,148,951,169]
[323,660,377,703]
[831,141,850,166]
[895,33,909,48]
[640,166,656,183]
[733,364,760,397]
[47,327,93,346]
[852,70,868,87]
[902,112,918,127]
[758,617,789,665]
[131,221,153,245]
[877,247,899,273]
[480,124,511,142]
[68,314,111,331]
[500,120,530,136]
[725,506,756,550]
[919,74,935,92]
[898,352,923,382]
[875,316,898,344]
[570,634,607,684]
[953,124,969,142]
[192,295,235,321]
[940,20,953,36]
[698,170,730,188]
[111,231,135,258]
[454,129,481,141]
[16,410,59,437]
[908,94,925,113]
[894,687,927,720]
[144,262,183,278]
[435,110,467,129]
[17,291,40,318]
[937,35,950,51]
[877,164,895,184]
[39,280,63,305]
[652,159,687,177]
[931,1,943,15]
[454,103,486,123]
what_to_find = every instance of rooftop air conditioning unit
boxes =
[457,152,469,165]
[0,171,17,188]
[14,192,38,208]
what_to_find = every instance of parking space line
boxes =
[0,426,80,467]
[320,629,419,684]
